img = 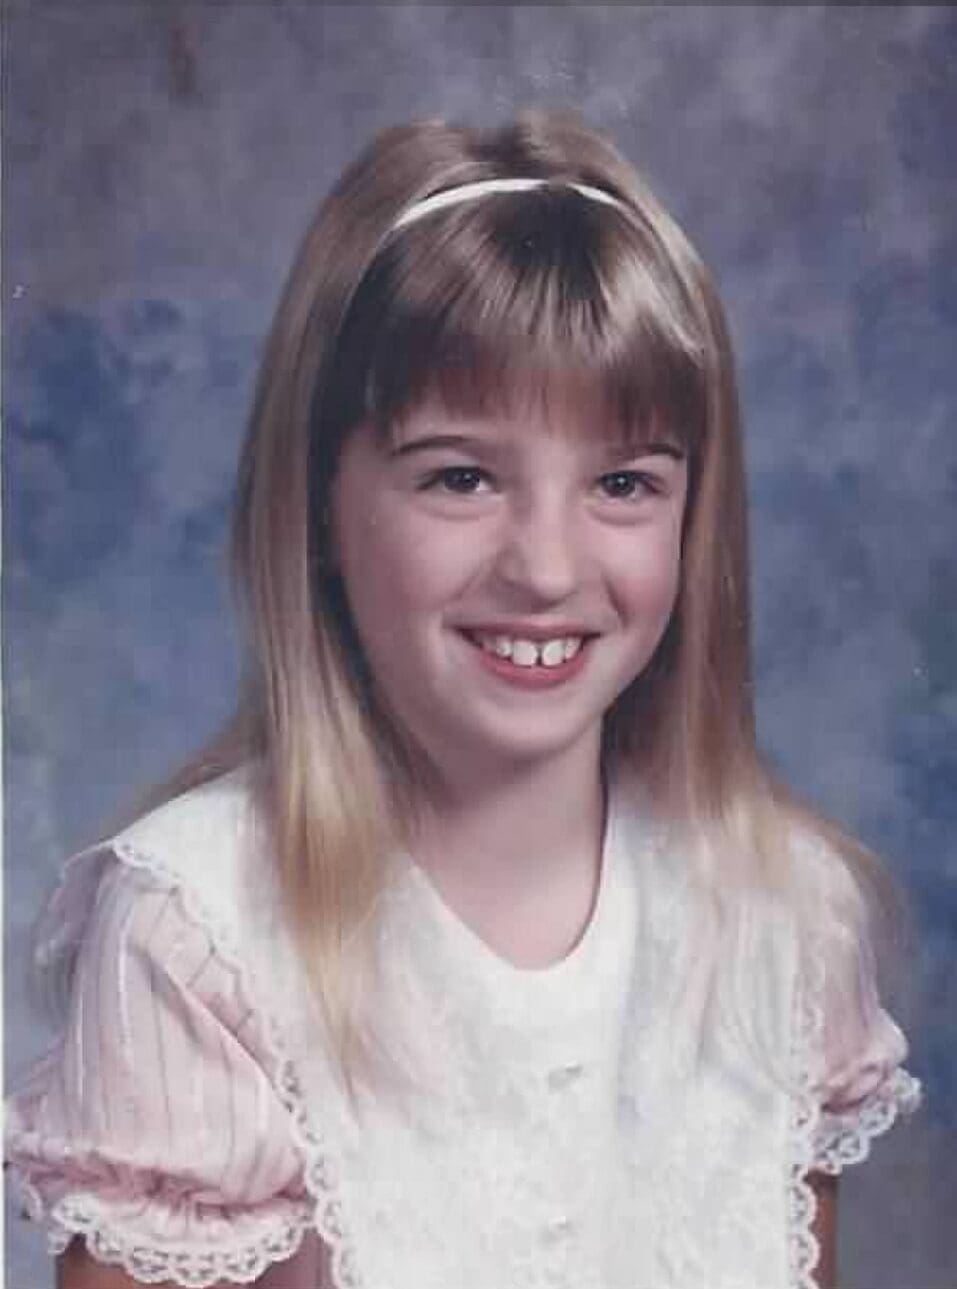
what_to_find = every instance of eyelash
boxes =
[421,466,491,495]
[596,470,661,500]
[419,466,662,500]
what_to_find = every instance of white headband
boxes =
[390,177,627,232]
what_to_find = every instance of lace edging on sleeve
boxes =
[9,1163,314,1287]
[810,1066,922,1175]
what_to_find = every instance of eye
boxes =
[596,470,658,500]
[422,466,491,495]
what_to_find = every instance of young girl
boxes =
[7,110,919,1289]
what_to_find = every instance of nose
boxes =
[493,495,582,605]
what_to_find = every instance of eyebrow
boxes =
[389,433,492,459]
[606,440,686,461]
[389,433,687,461]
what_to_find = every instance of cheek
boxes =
[609,526,684,622]
[336,504,483,633]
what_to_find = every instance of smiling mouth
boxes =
[459,630,591,670]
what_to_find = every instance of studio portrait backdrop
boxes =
[4,6,955,1287]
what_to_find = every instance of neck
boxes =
[410,733,606,913]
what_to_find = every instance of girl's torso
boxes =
[8,767,917,1289]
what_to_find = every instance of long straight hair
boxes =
[157,110,891,1092]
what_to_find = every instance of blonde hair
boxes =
[158,110,891,1091]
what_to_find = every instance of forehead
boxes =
[383,369,684,454]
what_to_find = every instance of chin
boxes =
[453,716,602,769]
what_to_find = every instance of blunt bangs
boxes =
[318,185,710,468]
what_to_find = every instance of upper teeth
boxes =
[476,634,584,668]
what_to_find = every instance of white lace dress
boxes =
[5,769,920,1288]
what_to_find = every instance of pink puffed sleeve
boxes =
[810,915,921,1174]
[5,855,317,1286]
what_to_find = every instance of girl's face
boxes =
[330,389,688,783]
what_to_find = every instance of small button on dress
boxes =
[546,1062,585,1091]
[542,1215,575,1243]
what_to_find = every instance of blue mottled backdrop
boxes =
[4,6,955,1286]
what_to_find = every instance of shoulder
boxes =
[773,815,881,1008]
[785,817,872,912]
[112,764,266,886]
[37,764,284,996]
[105,764,282,939]
[781,815,893,1020]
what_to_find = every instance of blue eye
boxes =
[425,466,489,494]
[597,470,656,500]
